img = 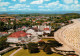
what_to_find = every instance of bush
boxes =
[16,44,19,46]
[29,47,40,53]
[38,41,45,46]
[43,44,47,52]
[23,45,27,49]
[44,45,53,54]
[28,42,40,53]
[47,40,62,47]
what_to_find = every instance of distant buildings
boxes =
[32,25,51,37]
[7,25,52,43]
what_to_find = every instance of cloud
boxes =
[44,0,50,1]
[74,0,78,4]
[37,0,80,11]
[58,4,80,11]
[0,7,7,11]
[63,0,73,4]
[38,6,44,8]
[9,4,30,9]
[44,1,59,8]
[31,0,43,4]
[38,1,60,9]
[12,0,16,1]
[39,9,51,11]
[31,0,50,4]
[48,1,59,6]
[18,8,32,10]
[19,0,26,3]
[9,4,30,10]
[0,2,10,6]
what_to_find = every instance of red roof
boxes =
[1,32,8,34]
[44,22,47,23]
[26,18,30,19]
[8,31,27,38]
[44,28,49,30]
[22,26,26,28]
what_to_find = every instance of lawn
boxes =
[42,38,56,42]
[2,49,16,56]
[14,49,62,56]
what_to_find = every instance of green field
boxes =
[42,38,56,42]
[2,49,16,56]
[14,49,62,56]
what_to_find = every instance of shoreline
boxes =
[54,19,80,55]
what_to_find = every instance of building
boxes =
[8,29,14,34]
[26,29,38,36]
[7,31,31,43]
[44,28,50,33]
[21,26,28,31]
[0,32,8,37]
[26,29,40,42]
[38,25,51,33]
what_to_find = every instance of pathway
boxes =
[10,47,22,56]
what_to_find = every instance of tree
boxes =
[0,36,9,50]
[0,21,5,31]
[47,40,62,47]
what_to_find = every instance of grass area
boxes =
[14,49,62,56]
[2,49,16,56]
[42,38,56,42]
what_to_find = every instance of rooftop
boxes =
[8,31,27,38]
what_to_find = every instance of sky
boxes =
[0,0,80,13]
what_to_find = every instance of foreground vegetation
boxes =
[0,35,9,51]
[13,49,62,56]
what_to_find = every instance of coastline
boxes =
[54,19,80,55]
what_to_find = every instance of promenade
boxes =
[54,19,80,55]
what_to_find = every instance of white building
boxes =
[26,29,38,36]
[7,31,31,43]
[8,29,14,34]
[38,25,51,33]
